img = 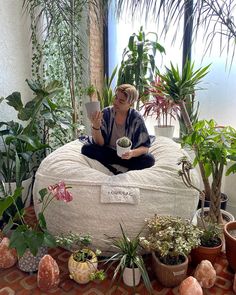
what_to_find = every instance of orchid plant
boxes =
[143,78,180,127]
[1,181,73,257]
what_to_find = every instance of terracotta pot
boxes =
[151,251,188,288]
[224,221,236,271]
[123,267,141,287]
[68,248,98,284]
[190,240,222,267]
[18,246,48,272]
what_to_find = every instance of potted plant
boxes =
[56,232,105,284]
[191,222,222,266]
[143,78,180,138]
[0,79,65,211]
[157,60,236,224]
[116,136,132,157]
[140,215,202,287]
[117,26,165,110]
[178,119,236,224]
[105,224,152,293]
[0,120,45,194]
[0,180,73,272]
[97,66,117,109]
[84,84,100,118]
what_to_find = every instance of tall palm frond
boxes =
[116,0,236,66]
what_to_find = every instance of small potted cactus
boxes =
[116,136,132,157]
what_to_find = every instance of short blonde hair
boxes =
[115,84,139,104]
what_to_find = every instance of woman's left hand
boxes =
[121,150,134,160]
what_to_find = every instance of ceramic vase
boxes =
[68,249,98,284]
[18,246,48,272]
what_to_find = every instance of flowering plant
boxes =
[2,181,73,257]
[143,78,180,126]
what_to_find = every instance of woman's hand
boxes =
[121,150,134,160]
[90,111,103,129]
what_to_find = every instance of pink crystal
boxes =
[0,237,17,269]
[179,276,203,295]
[37,254,60,291]
[194,260,216,288]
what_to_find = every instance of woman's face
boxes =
[113,90,131,113]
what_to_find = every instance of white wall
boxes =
[0,0,32,121]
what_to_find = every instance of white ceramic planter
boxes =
[85,101,100,118]
[6,176,33,207]
[154,125,174,138]
[123,267,141,287]
[116,140,131,157]
[195,207,235,228]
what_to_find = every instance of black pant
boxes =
[81,143,155,173]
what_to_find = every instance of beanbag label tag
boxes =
[101,185,140,204]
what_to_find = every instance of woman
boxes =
[81,84,155,174]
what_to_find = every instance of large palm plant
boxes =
[116,0,236,66]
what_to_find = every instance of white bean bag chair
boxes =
[33,137,199,251]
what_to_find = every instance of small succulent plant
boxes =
[117,136,131,148]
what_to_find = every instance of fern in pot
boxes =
[140,214,202,288]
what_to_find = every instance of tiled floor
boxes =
[0,207,235,294]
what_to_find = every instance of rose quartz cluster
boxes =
[37,255,60,291]
[179,276,203,295]
[0,237,17,269]
[194,260,216,288]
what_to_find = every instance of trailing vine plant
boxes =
[23,0,102,147]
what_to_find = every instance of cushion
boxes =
[33,137,199,251]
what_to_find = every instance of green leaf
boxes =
[39,188,48,200]
[25,230,44,256]
[204,163,212,177]
[38,212,47,230]
[5,92,23,111]
[226,163,236,176]
[0,197,14,217]
[43,231,56,248]
[9,226,29,257]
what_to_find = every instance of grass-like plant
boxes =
[105,224,152,293]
